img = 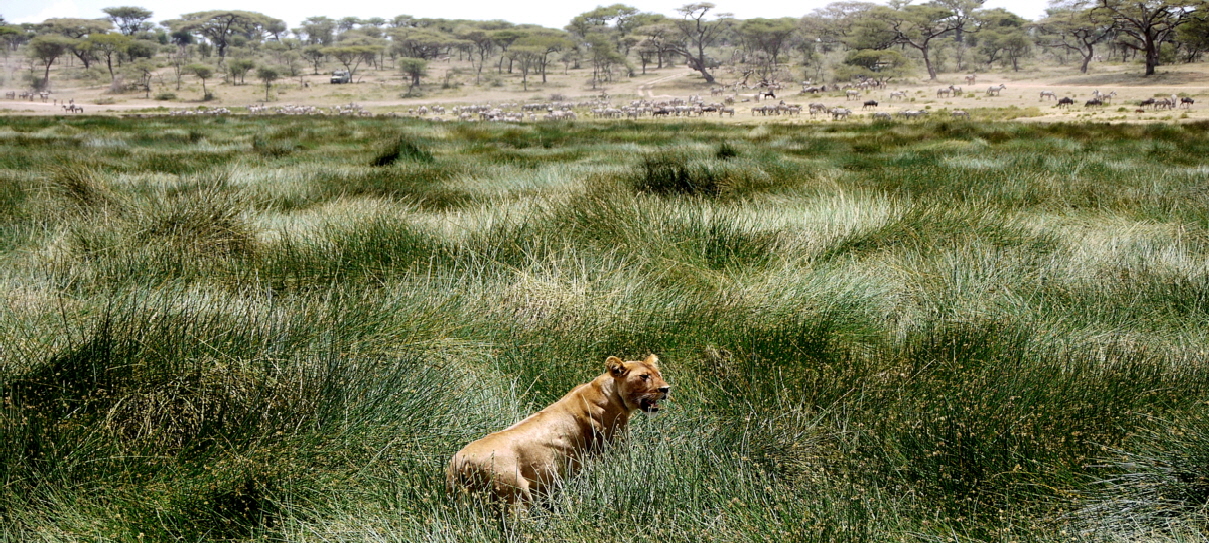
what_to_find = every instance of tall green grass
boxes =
[4,116,1209,541]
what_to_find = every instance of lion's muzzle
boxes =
[640,386,670,413]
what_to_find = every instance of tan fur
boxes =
[447,355,670,504]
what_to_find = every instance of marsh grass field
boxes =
[5,115,1209,542]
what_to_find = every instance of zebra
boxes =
[1040,91,1057,100]
[986,84,1006,96]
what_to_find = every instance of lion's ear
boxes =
[606,356,628,376]
[643,354,660,369]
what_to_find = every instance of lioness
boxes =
[447,354,670,504]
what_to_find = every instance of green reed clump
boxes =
[628,149,793,199]
[371,135,435,166]
[1079,413,1209,537]
[310,164,469,209]
[45,165,117,211]
[252,134,295,158]
[715,141,740,160]
[631,150,722,196]
[256,212,448,289]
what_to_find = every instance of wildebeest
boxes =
[862,100,878,110]
[1057,97,1074,108]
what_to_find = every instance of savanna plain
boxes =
[5,114,1209,543]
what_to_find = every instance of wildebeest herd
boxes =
[2,81,1197,122]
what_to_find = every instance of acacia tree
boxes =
[515,30,573,83]
[256,65,279,100]
[301,45,325,74]
[1036,0,1114,73]
[227,58,255,84]
[508,46,542,90]
[390,27,456,60]
[491,29,526,73]
[41,18,112,69]
[634,22,676,69]
[171,11,282,59]
[1096,0,1202,76]
[187,63,214,98]
[322,44,381,81]
[933,0,984,71]
[456,27,495,85]
[738,18,799,66]
[567,4,642,56]
[668,3,728,84]
[977,8,1032,70]
[803,1,880,52]
[0,26,22,60]
[297,16,337,46]
[585,32,626,88]
[128,58,156,97]
[835,48,913,84]
[870,3,962,80]
[102,6,153,36]
[398,56,427,93]
[1176,9,1209,61]
[87,33,131,82]
[27,35,73,90]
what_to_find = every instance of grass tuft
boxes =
[372,135,435,167]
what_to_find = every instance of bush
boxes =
[154,93,177,101]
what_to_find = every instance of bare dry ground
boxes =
[3,56,1209,123]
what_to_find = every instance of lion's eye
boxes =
[640,375,649,380]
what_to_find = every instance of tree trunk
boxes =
[1144,37,1158,76]
[1080,52,1092,74]
[693,43,715,84]
[920,45,937,80]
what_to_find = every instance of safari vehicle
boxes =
[330,70,351,84]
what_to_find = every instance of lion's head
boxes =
[606,355,670,413]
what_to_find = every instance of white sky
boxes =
[4,0,1052,30]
